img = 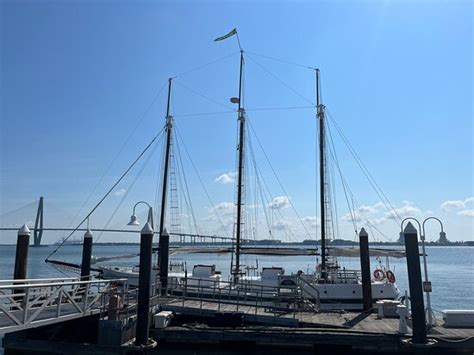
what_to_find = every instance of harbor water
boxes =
[0,244,472,312]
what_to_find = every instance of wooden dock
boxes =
[155,299,474,353]
[2,288,474,354]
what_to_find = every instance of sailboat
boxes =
[157,49,400,310]
[215,52,399,310]
[44,45,400,310]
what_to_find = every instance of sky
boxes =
[1,0,472,244]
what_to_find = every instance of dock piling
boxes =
[80,229,93,281]
[14,224,31,281]
[136,222,154,346]
[358,228,372,311]
[403,222,427,344]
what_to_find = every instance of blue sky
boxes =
[1,0,472,243]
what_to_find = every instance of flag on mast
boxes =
[214,28,237,42]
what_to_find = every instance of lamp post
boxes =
[401,216,445,327]
[127,201,154,229]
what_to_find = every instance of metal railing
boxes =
[97,279,166,325]
[0,277,79,286]
[0,277,127,333]
[165,275,321,318]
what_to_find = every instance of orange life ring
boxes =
[373,269,386,281]
[386,270,396,283]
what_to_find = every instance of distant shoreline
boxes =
[1,240,472,247]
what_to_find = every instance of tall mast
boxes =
[316,69,327,277]
[233,50,245,281]
[158,78,173,263]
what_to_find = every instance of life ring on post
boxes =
[386,270,396,283]
[373,269,386,281]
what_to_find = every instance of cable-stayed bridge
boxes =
[0,197,237,246]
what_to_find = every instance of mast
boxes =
[233,50,245,280]
[316,69,327,278]
[158,78,173,264]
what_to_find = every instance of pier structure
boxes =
[3,274,474,354]
[1,224,474,354]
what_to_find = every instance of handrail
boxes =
[169,274,321,315]
[0,278,129,333]
[0,277,78,284]
[0,278,128,290]
[296,276,321,312]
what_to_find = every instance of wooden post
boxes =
[80,229,93,281]
[404,222,427,344]
[136,222,153,346]
[14,224,30,280]
[359,228,372,311]
[13,224,30,299]
[159,229,170,296]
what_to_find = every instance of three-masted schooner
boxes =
[45,32,400,310]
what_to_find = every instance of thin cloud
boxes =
[268,196,290,210]
[273,219,292,231]
[114,188,127,197]
[342,202,382,222]
[440,197,474,211]
[385,205,421,220]
[302,216,320,228]
[214,172,236,184]
[212,201,234,216]
[458,209,474,218]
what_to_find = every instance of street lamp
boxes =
[401,216,445,327]
[128,201,154,229]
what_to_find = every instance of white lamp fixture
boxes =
[127,214,140,226]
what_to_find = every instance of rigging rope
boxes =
[46,127,165,261]
[174,80,235,111]
[175,135,200,235]
[246,127,295,241]
[95,134,162,242]
[329,153,340,240]
[174,125,231,239]
[325,118,358,235]
[173,110,235,118]
[63,82,169,233]
[247,118,312,240]
[246,54,315,106]
[246,106,315,112]
[325,118,392,242]
[245,50,316,70]
[326,109,402,224]
[173,51,240,78]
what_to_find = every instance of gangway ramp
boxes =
[0,277,127,335]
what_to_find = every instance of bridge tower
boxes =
[33,197,44,247]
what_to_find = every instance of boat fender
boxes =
[373,269,386,281]
[386,270,396,283]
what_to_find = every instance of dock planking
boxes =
[158,298,474,352]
